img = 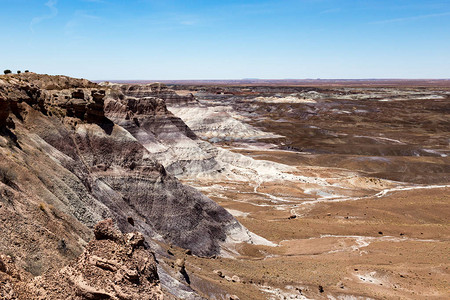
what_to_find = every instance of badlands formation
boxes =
[0,73,449,299]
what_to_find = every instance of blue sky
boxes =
[1,0,449,79]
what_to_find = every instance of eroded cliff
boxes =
[0,73,258,298]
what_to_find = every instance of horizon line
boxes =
[92,78,450,81]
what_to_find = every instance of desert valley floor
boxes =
[0,74,448,299]
[164,83,450,299]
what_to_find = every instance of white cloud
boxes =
[180,20,197,26]
[82,0,108,3]
[30,0,58,32]
[320,8,341,14]
[64,10,101,37]
[370,12,450,24]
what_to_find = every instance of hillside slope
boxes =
[0,73,261,298]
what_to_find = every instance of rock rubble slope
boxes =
[0,219,165,299]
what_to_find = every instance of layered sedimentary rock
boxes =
[0,73,287,299]
[0,73,252,280]
[101,82,197,105]
[102,81,320,188]
[104,92,222,177]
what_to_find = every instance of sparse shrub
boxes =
[58,239,67,252]
[39,202,46,212]
[17,70,21,74]
[5,252,16,262]
[47,204,59,217]
[3,69,12,75]
[24,256,43,276]
[24,70,29,73]
[0,164,17,186]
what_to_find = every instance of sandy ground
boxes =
[181,163,449,299]
[166,87,450,299]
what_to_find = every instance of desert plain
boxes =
[164,81,450,299]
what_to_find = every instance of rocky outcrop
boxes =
[0,75,107,125]
[0,254,30,299]
[60,89,107,123]
[0,80,10,126]
[15,72,97,90]
[0,220,166,299]
[101,82,197,106]
[0,73,268,298]
[104,90,222,177]
[0,73,246,258]
[29,219,165,299]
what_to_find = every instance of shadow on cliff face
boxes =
[0,126,20,150]
[99,118,115,135]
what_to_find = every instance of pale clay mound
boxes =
[251,95,317,104]
[108,87,356,201]
[168,105,282,142]
[166,102,403,203]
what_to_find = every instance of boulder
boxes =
[94,218,122,241]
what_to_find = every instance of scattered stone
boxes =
[94,219,122,241]
[229,295,240,300]
[318,285,324,293]
[26,220,163,299]
[73,275,114,299]
[88,255,118,272]
[213,270,223,277]
[125,232,145,249]
[174,257,190,284]
[288,215,297,219]
[231,275,241,283]
[175,258,185,269]
[123,267,139,282]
